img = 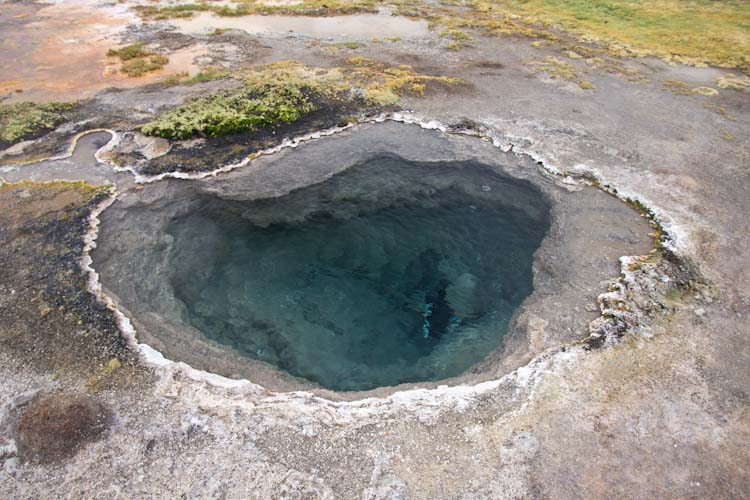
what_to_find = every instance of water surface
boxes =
[167,155,550,390]
[170,12,429,39]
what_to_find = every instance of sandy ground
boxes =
[1,2,749,498]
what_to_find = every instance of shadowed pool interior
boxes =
[167,155,551,391]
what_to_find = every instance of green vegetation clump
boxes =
[142,60,462,140]
[323,41,362,53]
[440,28,471,50]
[440,29,471,42]
[141,81,317,140]
[0,101,75,145]
[106,43,149,61]
[162,67,229,87]
[121,55,170,77]
[107,44,169,77]
[136,3,211,20]
[344,57,462,105]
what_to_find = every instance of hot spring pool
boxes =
[163,155,550,390]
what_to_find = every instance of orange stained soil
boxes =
[0,1,205,103]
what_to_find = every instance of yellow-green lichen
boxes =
[0,102,75,145]
[142,59,461,140]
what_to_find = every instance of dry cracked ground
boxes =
[0,0,749,498]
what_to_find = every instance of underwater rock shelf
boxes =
[92,121,652,395]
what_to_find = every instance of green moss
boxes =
[0,102,75,145]
[440,28,471,50]
[135,3,210,19]
[108,44,169,77]
[324,41,362,53]
[187,67,228,83]
[344,57,462,105]
[107,43,149,61]
[440,28,471,41]
[528,56,579,81]
[142,81,317,140]
[142,60,461,140]
[162,67,228,87]
[121,56,169,77]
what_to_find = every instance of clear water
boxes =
[170,12,429,39]
[167,155,550,391]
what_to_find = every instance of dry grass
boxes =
[458,0,750,71]
[528,56,595,90]
[133,0,749,71]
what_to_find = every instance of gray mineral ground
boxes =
[0,0,748,498]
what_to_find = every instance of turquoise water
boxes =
[167,155,550,391]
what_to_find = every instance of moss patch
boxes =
[344,57,462,105]
[528,56,594,90]
[0,101,75,147]
[121,55,170,77]
[122,60,461,174]
[323,41,362,53]
[106,43,150,61]
[142,81,317,140]
[107,44,169,77]
[142,60,461,140]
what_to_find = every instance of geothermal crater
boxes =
[164,155,550,390]
[91,122,652,395]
